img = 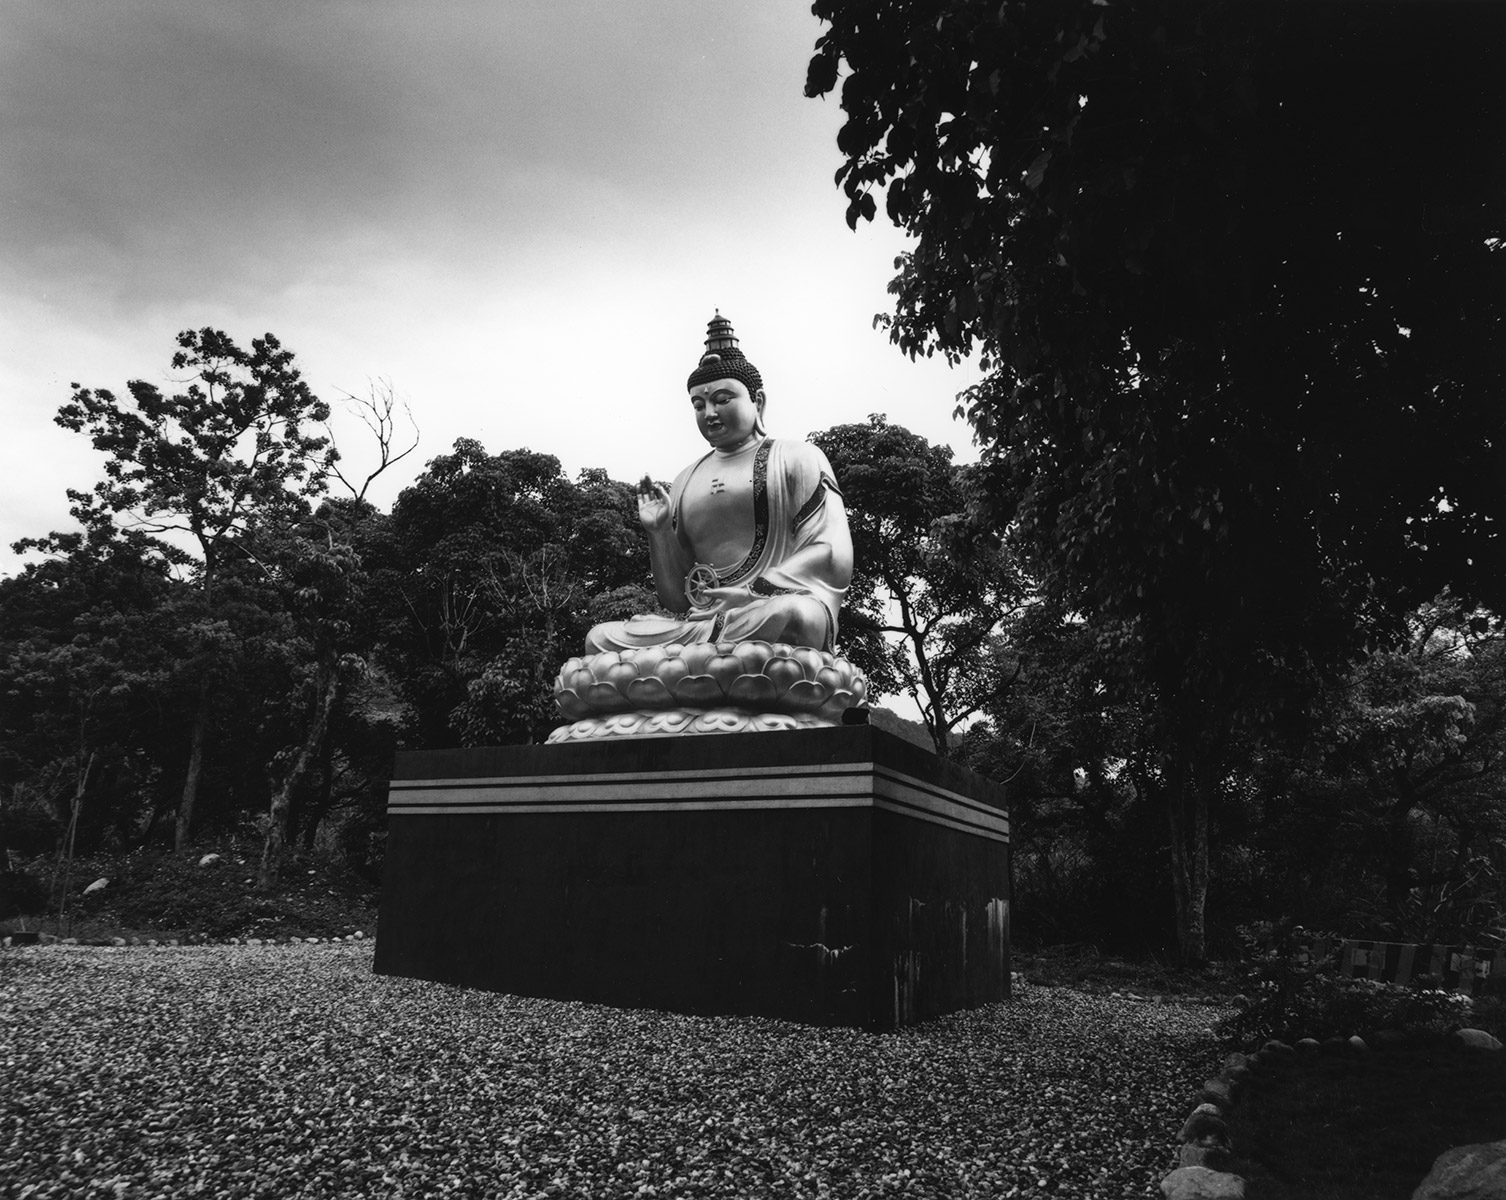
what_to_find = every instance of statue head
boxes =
[687,312,766,442]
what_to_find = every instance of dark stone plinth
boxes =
[374,726,1010,1030]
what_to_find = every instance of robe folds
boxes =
[584,438,850,654]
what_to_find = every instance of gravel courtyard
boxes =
[1,945,1228,1198]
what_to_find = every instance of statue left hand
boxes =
[686,586,754,618]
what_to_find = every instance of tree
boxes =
[1249,595,1506,944]
[389,442,651,747]
[252,517,367,887]
[0,530,198,854]
[808,1,1506,961]
[48,329,333,849]
[811,416,1024,755]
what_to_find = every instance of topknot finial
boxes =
[686,311,764,400]
[703,312,739,358]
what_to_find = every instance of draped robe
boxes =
[584,438,850,654]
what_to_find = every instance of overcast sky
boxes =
[0,1,982,573]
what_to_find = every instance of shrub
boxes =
[1223,924,1473,1046]
[1468,994,1506,1041]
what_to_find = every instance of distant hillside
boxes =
[867,706,936,752]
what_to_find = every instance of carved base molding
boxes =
[546,707,841,744]
[551,641,868,741]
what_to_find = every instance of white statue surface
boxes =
[550,314,867,742]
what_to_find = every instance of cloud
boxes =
[1,1,982,567]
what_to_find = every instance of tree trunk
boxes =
[175,682,210,852]
[1164,752,1210,966]
[259,657,340,889]
[55,751,95,935]
[301,737,336,851]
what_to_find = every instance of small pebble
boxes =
[0,946,1232,1197]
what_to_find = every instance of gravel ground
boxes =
[1,945,1229,1199]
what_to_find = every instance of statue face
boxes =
[689,377,763,449]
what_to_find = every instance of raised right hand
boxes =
[637,478,672,532]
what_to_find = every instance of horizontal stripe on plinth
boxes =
[387,761,1008,843]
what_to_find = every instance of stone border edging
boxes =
[1162,1028,1505,1199]
[1160,1039,1283,1199]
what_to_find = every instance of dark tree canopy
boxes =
[809,0,1505,691]
[809,0,1505,961]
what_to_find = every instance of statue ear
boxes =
[753,389,767,434]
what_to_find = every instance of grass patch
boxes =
[1225,1041,1506,1200]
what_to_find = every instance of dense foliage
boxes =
[0,332,649,895]
[808,0,1506,960]
[810,415,1024,755]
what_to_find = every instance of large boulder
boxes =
[1178,1109,1231,1148]
[1454,1028,1503,1051]
[1161,1166,1246,1199]
[1412,1140,1506,1200]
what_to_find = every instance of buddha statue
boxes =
[550,314,867,741]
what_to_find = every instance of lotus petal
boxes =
[632,646,668,676]
[654,657,690,687]
[707,654,744,689]
[816,666,845,693]
[556,690,591,719]
[793,647,827,679]
[727,673,779,707]
[583,682,632,712]
[681,642,717,675]
[675,674,725,706]
[733,641,771,674]
[603,662,640,688]
[626,676,674,708]
[817,689,858,720]
[765,657,805,693]
[782,679,829,712]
